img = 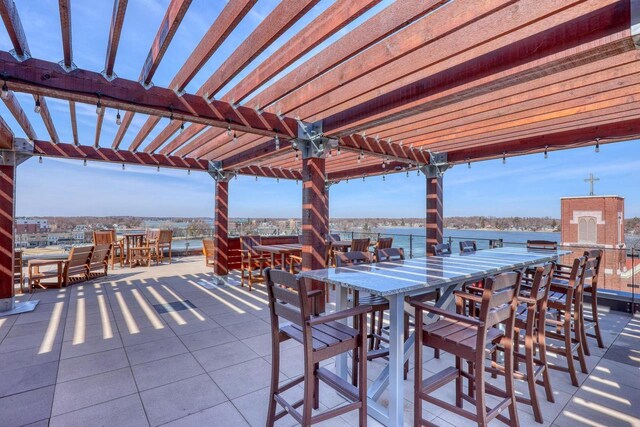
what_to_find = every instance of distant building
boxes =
[15,218,49,234]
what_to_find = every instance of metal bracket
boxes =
[58,60,78,72]
[208,161,234,182]
[420,151,451,178]
[100,69,118,82]
[295,120,328,159]
[0,138,34,166]
[324,179,339,191]
[9,49,30,62]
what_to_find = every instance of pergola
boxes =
[0,0,639,316]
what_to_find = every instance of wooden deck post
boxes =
[0,163,16,309]
[299,122,329,312]
[422,154,448,256]
[209,162,233,276]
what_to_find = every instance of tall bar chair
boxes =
[350,238,370,253]
[239,235,269,291]
[411,271,522,427]
[459,240,477,253]
[432,243,452,256]
[580,249,604,352]
[264,268,370,426]
[373,237,393,262]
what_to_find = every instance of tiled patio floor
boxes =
[1,257,638,426]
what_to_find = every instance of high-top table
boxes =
[253,243,302,269]
[300,246,570,426]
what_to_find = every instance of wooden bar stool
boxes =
[410,271,522,427]
[264,268,370,426]
[432,243,452,256]
[373,237,393,262]
[490,262,555,423]
[239,235,269,291]
[545,256,588,387]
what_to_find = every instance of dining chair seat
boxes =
[281,321,359,354]
[423,319,504,357]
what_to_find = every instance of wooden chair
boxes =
[145,228,160,244]
[545,256,588,387]
[289,243,333,303]
[350,238,370,253]
[14,250,24,293]
[376,247,404,262]
[87,244,111,279]
[93,230,123,269]
[433,243,452,256]
[202,239,215,269]
[526,240,557,250]
[264,268,370,426]
[459,240,477,253]
[129,240,152,268]
[411,271,522,427]
[373,237,393,262]
[65,246,94,285]
[28,246,93,291]
[580,249,605,352]
[152,230,173,264]
[239,235,269,291]
[491,262,555,423]
[327,233,341,242]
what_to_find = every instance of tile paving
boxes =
[0,256,638,426]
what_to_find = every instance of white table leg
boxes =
[387,293,405,427]
[335,285,349,380]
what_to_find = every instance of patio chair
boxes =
[146,228,160,245]
[29,246,93,291]
[350,238,370,253]
[410,271,522,427]
[87,244,111,279]
[527,240,557,250]
[202,239,215,269]
[459,240,477,253]
[239,235,269,291]
[433,242,452,256]
[93,230,123,269]
[545,256,588,386]
[327,233,341,242]
[129,240,152,268]
[14,250,24,293]
[288,243,333,303]
[581,249,605,352]
[152,230,173,264]
[373,237,393,262]
[490,262,555,423]
[264,268,370,426]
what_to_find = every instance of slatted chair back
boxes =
[377,247,405,262]
[433,243,452,256]
[157,230,173,245]
[265,268,311,328]
[489,239,504,248]
[203,239,215,264]
[350,238,370,252]
[240,235,263,257]
[88,244,110,274]
[476,271,522,331]
[376,237,393,250]
[335,251,371,267]
[93,230,113,245]
[583,249,603,287]
[527,240,557,250]
[146,229,160,243]
[459,240,477,253]
[528,262,555,304]
[566,256,588,290]
[14,250,22,273]
[66,246,93,281]
[327,233,341,243]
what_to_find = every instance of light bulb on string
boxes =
[595,138,600,153]
[34,96,41,114]
[1,78,9,100]
[544,146,548,159]
[180,122,185,134]
[502,152,506,164]
[233,132,237,143]
[274,133,279,150]
[116,109,121,125]
[95,96,101,115]
[83,159,87,166]
[38,155,42,164]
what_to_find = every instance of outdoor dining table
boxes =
[123,233,146,265]
[300,246,571,426]
[253,243,302,269]
[329,240,352,251]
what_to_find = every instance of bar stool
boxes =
[432,243,452,256]
[373,237,393,262]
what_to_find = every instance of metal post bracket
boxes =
[420,151,451,178]
[208,160,235,182]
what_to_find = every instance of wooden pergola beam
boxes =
[0,52,299,140]
[237,165,302,181]
[94,107,105,147]
[199,0,319,100]
[68,101,78,145]
[175,128,226,158]
[34,95,60,144]
[0,0,29,59]
[140,0,192,86]
[0,115,14,149]
[104,0,128,78]
[221,138,291,169]
[222,0,381,105]
[58,0,72,69]
[128,116,161,152]
[326,160,407,181]
[2,91,37,140]
[158,123,203,155]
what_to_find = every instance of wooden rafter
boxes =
[222,0,381,105]
[68,101,78,145]
[129,116,161,152]
[94,107,105,148]
[104,0,128,78]
[2,91,37,140]
[0,115,14,149]
[159,123,203,156]
[58,0,72,69]
[174,128,225,158]
[199,0,319,100]
[0,0,29,59]
[33,95,60,144]
[199,133,264,161]
[111,110,133,149]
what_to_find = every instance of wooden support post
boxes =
[214,179,229,276]
[302,151,328,313]
[425,175,443,256]
[0,163,15,310]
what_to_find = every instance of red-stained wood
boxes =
[214,179,229,275]
[143,120,181,153]
[2,91,37,141]
[248,0,448,110]
[94,107,105,147]
[34,96,60,144]
[222,0,381,105]
[237,165,302,180]
[69,101,79,145]
[104,0,128,77]
[172,0,256,93]
[58,0,72,68]
[221,138,291,169]
[159,123,203,155]
[175,128,226,158]
[0,0,29,59]
[322,2,632,136]
[0,115,14,149]
[200,133,265,161]
[199,0,319,100]
[111,109,133,149]
[426,176,443,257]
[327,161,407,181]
[0,163,15,299]
[128,116,160,152]
[140,0,192,86]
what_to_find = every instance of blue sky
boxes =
[3,1,639,219]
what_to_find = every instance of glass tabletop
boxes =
[299,247,571,296]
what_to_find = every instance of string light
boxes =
[227,123,232,137]
[276,177,280,183]
[383,173,386,181]
[328,149,332,158]
[295,178,298,185]
[382,161,386,169]
[595,138,600,153]
[467,159,471,169]
[188,168,191,175]
[544,145,548,159]
[122,163,125,170]
[362,175,365,182]
[502,152,506,164]
[180,122,185,134]
[116,109,121,126]
[1,78,8,100]
[274,133,279,150]
[95,95,101,115]
[417,167,420,176]
[169,107,174,124]
[38,155,42,164]
[346,178,349,184]
[83,159,87,166]
[406,169,409,177]
[336,146,341,155]
[34,96,41,114]
[233,132,237,143]
[157,165,160,172]
[295,150,299,160]
[255,175,258,181]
